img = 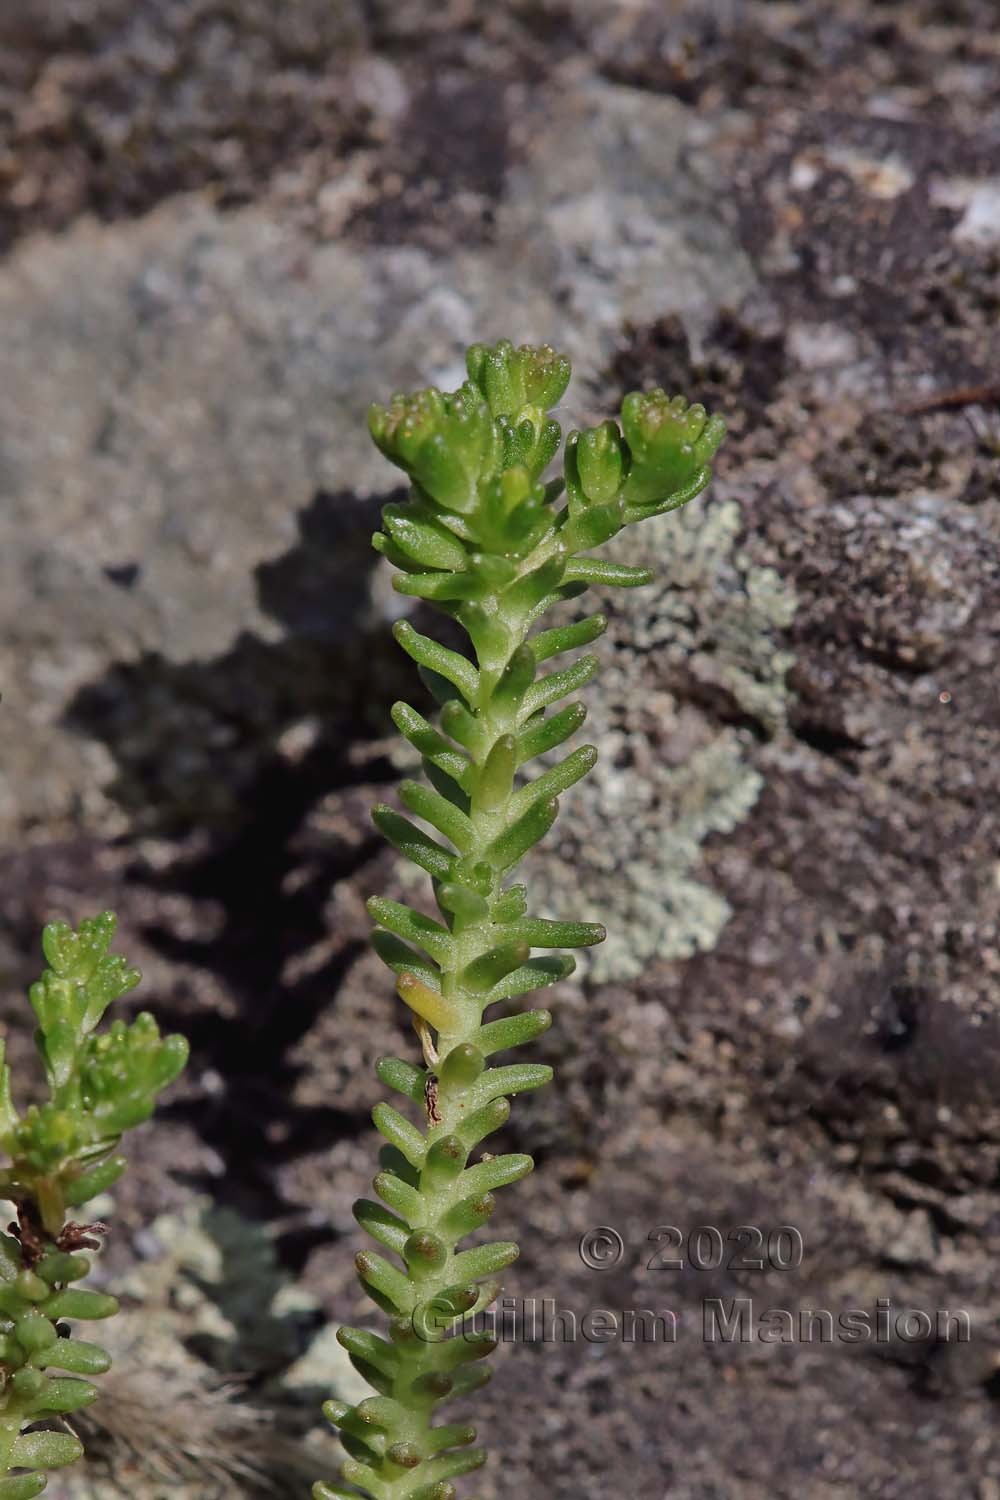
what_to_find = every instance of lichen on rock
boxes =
[530,494,797,979]
[59,1202,337,1499]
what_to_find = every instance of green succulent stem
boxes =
[319,340,724,1500]
[0,1234,115,1497]
[0,913,187,1491]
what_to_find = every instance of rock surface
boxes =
[1,2,998,1497]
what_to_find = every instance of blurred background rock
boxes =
[0,2,998,1495]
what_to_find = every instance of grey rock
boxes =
[0,74,750,841]
[1,6,999,1498]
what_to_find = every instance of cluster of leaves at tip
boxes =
[0,912,187,1495]
[316,340,724,1500]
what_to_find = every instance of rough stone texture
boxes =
[1,2,999,1497]
[530,494,796,980]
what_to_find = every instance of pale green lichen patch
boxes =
[530,496,797,979]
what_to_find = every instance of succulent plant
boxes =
[316,339,724,1500]
[0,913,187,1494]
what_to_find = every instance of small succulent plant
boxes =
[0,912,187,1495]
[316,340,724,1499]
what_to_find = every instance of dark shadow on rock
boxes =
[181,1205,322,1381]
[67,490,407,836]
[64,489,418,1230]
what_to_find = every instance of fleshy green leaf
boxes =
[520,655,599,718]
[530,613,607,664]
[563,556,655,588]
[458,1153,534,1197]
[399,781,474,853]
[456,1098,510,1150]
[353,1200,410,1258]
[393,622,479,706]
[475,1006,554,1051]
[438,1045,484,1091]
[375,1057,425,1105]
[63,1153,127,1207]
[481,798,560,873]
[507,745,597,819]
[0,1477,48,1498]
[372,1103,427,1169]
[38,1339,111,1376]
[370,931,441,990]
[366,900,453,966]
[43,1288,117,1321]
[502,916,606,949]
[465,340,571,417]
[25,1375,99,1416]
[354,1251,414,1317]
[515,701,587,765]
[77,1016,189,1136]
[562,497,624,553]
[391,704,471,788]
[8,1422,83,1470]
[373,1170,423,1223]
[420,1447,489,1484]
[619,389,725,511]
[373,807,455,882]
[490,645,536,715]
[393,569,480,601]
[565,420,625,507]
[382,503,469,572]
[460,944,531,995]
[469,1064,553,1105]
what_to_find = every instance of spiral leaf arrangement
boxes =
[317,340,725,1500]
[0,913,188,1494]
